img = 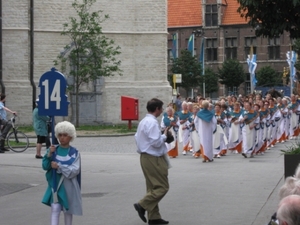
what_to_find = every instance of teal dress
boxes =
[32,107,49,136]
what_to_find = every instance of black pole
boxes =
[30,0,36,110]
[0,0,5,94]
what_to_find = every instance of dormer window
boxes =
[205,4,218,27]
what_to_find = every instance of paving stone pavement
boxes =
[0,136,295,225]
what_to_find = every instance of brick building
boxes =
[168,0,292,98]
[2,0,171,125]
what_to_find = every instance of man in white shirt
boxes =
[134,98,170,225]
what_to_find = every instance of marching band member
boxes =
[177,101,192,155]
[194,100,217,163]
[277,98,288,143]
[190,104,201,158]
[161,106,179,158]
[187,102,194,153]
[256,100,269,154]
[228,102,243,154]
[288,95,299,139]
[213,103,228,158]
[238,102,257,158]
[268,98,278,148]
[253,104,261,154]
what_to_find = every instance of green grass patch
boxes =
[19,124,137,133]
[17,126,34,133]
[76,124,137,133]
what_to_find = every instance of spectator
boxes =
[277,195,300,225]
[175,94,182,112]
[0,94,17,153]
[33,99,50,159]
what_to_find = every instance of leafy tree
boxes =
[54,0,122,127]
[218,59,245,93]
[237,0,300,39]
[293,39,300,71]
[170,50,202,94]
[256,66,282,87]
[203,68,218,97]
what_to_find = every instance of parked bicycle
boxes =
[5,115,29,152]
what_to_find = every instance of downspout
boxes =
[30,0,36,110]
[0,0,5,94]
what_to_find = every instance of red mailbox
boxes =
[121,96,139,129]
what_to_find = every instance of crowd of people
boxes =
[161,93,300,162]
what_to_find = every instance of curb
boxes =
[26,133,135,139]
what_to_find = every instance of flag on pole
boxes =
[171,33,178,59]
[247,53,257,89]
[199,38,205,76]
[187,34,194,56]
[286,51,297,88]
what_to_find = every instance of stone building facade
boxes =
[168,0,292,98]
[2,0,171,124]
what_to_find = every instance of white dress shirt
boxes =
[135,114,167,156]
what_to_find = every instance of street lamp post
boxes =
[193,29,205,98]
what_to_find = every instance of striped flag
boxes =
[199,38,205,76]
[247,53,257,88]
[171,33,178,59]
[187,34,194,56]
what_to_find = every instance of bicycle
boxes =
[5,115,29,153]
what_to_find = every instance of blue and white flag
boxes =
[171,33,178,59]
[247,54,257,89]
[286,51,297,84]
[199,38,205,76]
[187,34,194,56]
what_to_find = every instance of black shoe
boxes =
[35,155,43,159]
[0,149,4,153]
[134,203,147,223]
[242,153,247,158]
[148,219,169,224]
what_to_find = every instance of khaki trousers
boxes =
[139,153,169,220]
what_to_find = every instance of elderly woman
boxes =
[161,106,179,158]
[267,165,300,225]
[194,100,217,162]
[177,101,192,155]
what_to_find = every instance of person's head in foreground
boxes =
[277,195,300,225]
[54,121,76,147]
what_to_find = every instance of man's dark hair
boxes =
[146,98,163,113]
[0,94,6,101]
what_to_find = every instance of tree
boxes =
[237,0,300,39]
[203,68,218,97]
[170,50,202,94]
[256,66,282,87]
[54,0,122,127]
[218,59,245,93]
[293,39,300,71]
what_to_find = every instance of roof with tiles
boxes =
[168,0,202,27]
[222,0,247,25]
[168,0,247,27]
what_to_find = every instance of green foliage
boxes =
[218,59,245,89]
[281,142,300,155]
[54,0,122,127]
[237,0,300,39]
[170,50,203,93]
[203,68,218,95]
[256,66,282,87]
[293,39,300,71]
